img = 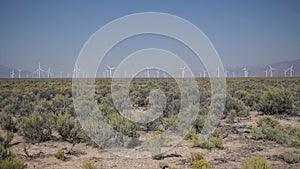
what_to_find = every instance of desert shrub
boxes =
[51,113,87,143]
[291,130,300,148]
[83,158,96,169]
[193,130,224,149]
[242,156,271,169]
[258,87,296,115]
[20,113,52,144]
[0,113,17,131]
[225,95,249,118]
[189,152,204,163]
[226,109,237,123]
[0,144,15,160]
[107,113,138,137]
[185,127,197,140]
[54,150,66,161]
[0,131,14,148]
[284,153,300,164]
[0,157,27,169]
[192,159,212,169]
[251,116,283,143]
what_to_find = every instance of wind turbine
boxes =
[243,65,249,77]
[107,65,115,78]
[268,65,275,77]
[264,68,269,77]
[217,66,220,78]
[10,69,15,78]
[179,66,186,78]
[224,69,229,78]
[35,63,43,78]
[73,64,80,78]
[289,65,294,77]
[47,68,52,78]
[18,69,22,78]
[145,66,150,78]
[59,71,63,78]
[283,68,289,77]
[203,70,206,78]
[155,70,160,78]
[232,71,235,78]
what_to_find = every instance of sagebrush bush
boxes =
[83,158,96,169]
[0,131,14,148]
[193,130,224,149]
[242,156,271,169]
[225,95,249,118]
[192,159,212,169]
[258,87,296,115]
[283,153,300,164]
[291,129,300,148]
[51,113,87,143]
[251,116,283,143]
[0,143,15,160]
[54,150,66,161]
[0,157,27,169]
[0,113,16,131]
[21,113,52,144]
[189,152,204,163]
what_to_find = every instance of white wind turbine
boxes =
[264,68,269,77]
[243,65,249,77]
[73,64,80,78]
[47,68,52,78]
[232,71,235,78]
[10,69,15,78]
[155,70,160,78]
[145,66,151,78]
[217,66,220,78]
[268,65,275,77]
[107,65,115,78]
[203,70,206,78]
[289,65,294,77]
[179,66,186,78]
[18,69,22,78]
[35,63,46,78]
[283,68,289,77]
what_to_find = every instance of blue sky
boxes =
[0,0,300,73]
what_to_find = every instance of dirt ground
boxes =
[9,111,300,169]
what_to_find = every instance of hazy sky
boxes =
[0,0,300,73]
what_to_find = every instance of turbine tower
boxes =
[268,65,275,77]
[18,69,22,78]
[217,66,220,78]
[264,68,269,77]
[10,69,15,78]
[283,68,289,77]
[107,65,115,78]
[179,66,186,78]
[156,70,160,78]
[145,66,150,78]
[243,66,249,77]
[35,63,45,78]
[47,68,52,78]
[73,64,80,78]
[289,65,294,77]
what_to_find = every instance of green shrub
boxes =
[54,150,66,161]
[0,144,15,160]
[21,113,52,144]
[52,113,86,143]
[283,153,300,164]
[291,130,300,148]
[192,159,212,169]
[242,156,271,169]
[251,116,283,143]
[83,158,96,169]
[225,95,249,118]
[0,113,16,131]
[190,152,204,163]
[0,157,27,169]
[226,109,237,123]
[0,131,14,148]
[193,130,224,149]
[258,87,296,115]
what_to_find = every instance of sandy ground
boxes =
[7,111,300,169]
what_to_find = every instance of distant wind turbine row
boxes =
[8,63,296,78]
